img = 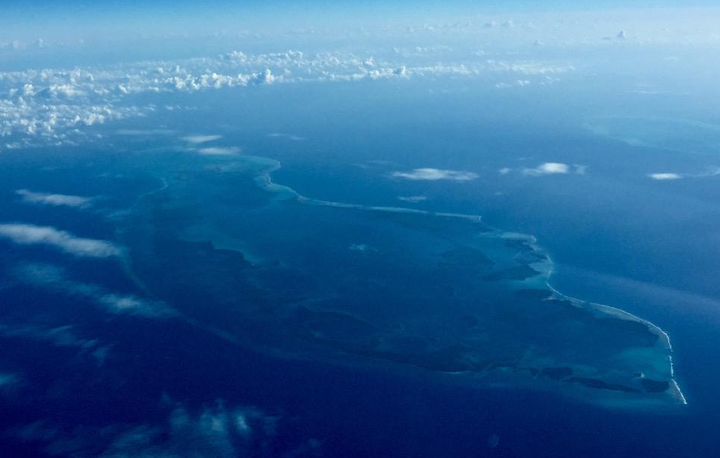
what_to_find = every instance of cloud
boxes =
[647,168,720,181]
[522,162,570,176]
[0,46,575,151]
[15,189,92,209]
[98,401,287,458]
[17,400,290,458]
[397,195,427,203]
[116,129,175,136]
[0,323,92,349]
[0,322,110,365]
[391,168,478,181]
[181,135,222,144]
[98,294,173,318]
[267,133,305,141]
[0,223,121,258]
[14,263,174,319]
[495,79,531,89]
[197,147,241,156]
[500,163,587,177]
[487,60,575,76]
[349,243,376,253]
[648,173,683,180]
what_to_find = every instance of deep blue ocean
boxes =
[1,78,719,457]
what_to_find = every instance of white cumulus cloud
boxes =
[397,195,427,203]
[648,173,683,180]
[391,168,478,181]
[0,223,121,258]
[522,162,570,176]
[197,147,241,156]
[15,189,92,209]
[181,135,222,144]
[14,263,174,319]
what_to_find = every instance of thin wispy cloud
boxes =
[267,133,305,141]
[18,399,298,458]
[0,322,110,365]
[501,162,586,177]
[116,129,175,136]
[0,323,89,349]
[648,167,720,181]
[0,223,121,258]
[197,147,241,156]
[648,173,683,180]
[14,263,174,319]
[98,294,173,318]
[397,196,427,203]
[16,189,92,209]
[391,168,478,181]
[522,162,570,176]
[0,45,576,151]
[182,135,222,144]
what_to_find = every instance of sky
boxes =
[4,0,720,41]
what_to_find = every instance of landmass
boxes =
[119,152,686,407]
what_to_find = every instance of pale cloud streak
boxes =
[648,173,683,180]
[267,133,305,141]
[500,162,586,177]
[522,162,570,176]
[391,168,478,181]
[14,263,174,319]
[0,223,121,258]
[0,322,110,365]
[181,134,222,144]
[18,399,298,458]
[397,195,427,203]
[197,146,241,156]
[15,189,92,209]
[0,46,575,151]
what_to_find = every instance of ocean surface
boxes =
[1,78,720,457]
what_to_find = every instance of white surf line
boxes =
[255,158,483,222]
[541,254,688,405]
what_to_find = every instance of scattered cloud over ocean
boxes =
[509,162,587,177]
[648,167,720,181]
[98,401,277,458]
[0,323,110,365]
[0,223,121,258]
[397,195,427,203]
[14,399,316,458]
[15,189,92,209]
[499,163,587,177]
[0,45,576,151]
[648,173,683,180]
[14,263,174,319]
[268,133,305,141]
[391,168,478,181]
[197,146,241,156]
[116,129,176,136]
[522,162,569,176]
[181,134,222,144]
[349,243,376,253]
